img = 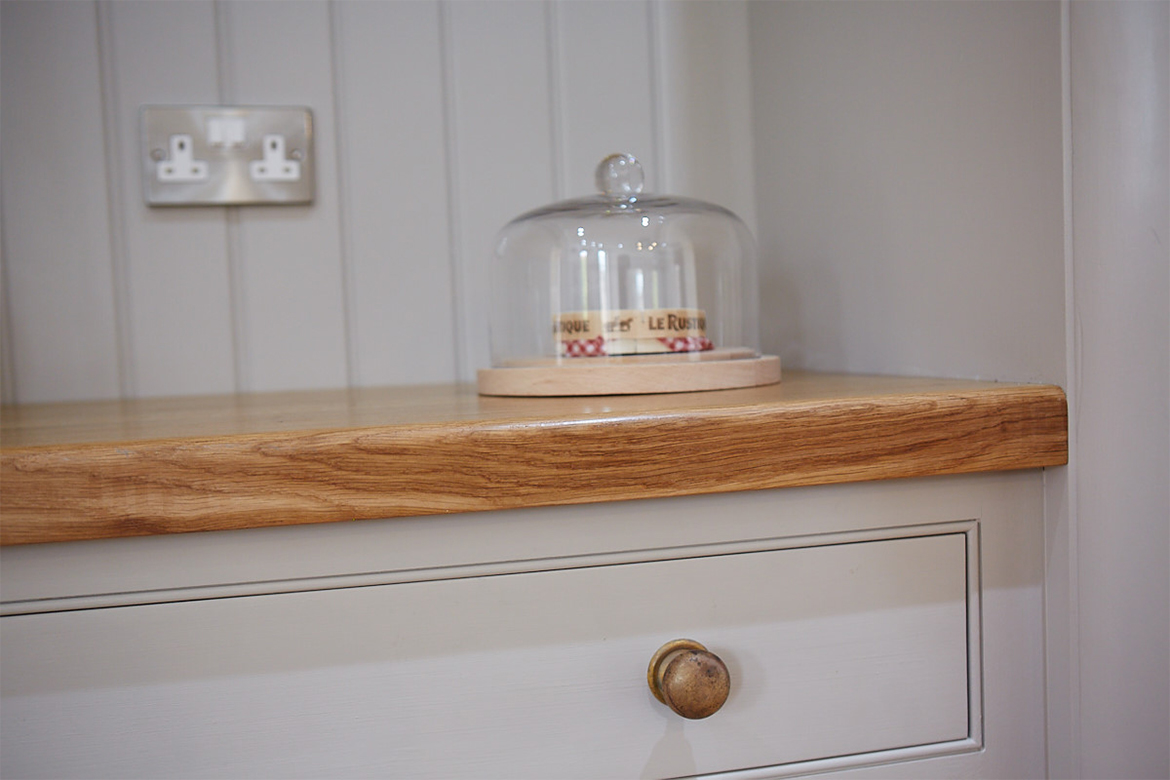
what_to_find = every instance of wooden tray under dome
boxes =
[477,348,781,396]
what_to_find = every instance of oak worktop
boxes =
[0,371,1067,546]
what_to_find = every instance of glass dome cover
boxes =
[477,154,779,396]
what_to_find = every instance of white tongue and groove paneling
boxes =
[554,0,658,198]
[330,1,457,387]
[1,260,13,405]
[220,1,348,392]
[445,1,558,381]
[104,0,236,398]
[0,0,754,401]
[0,1,120,403]
[655,1,757,235]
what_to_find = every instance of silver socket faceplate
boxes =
[141,106,314,206]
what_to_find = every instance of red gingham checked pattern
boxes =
[562,336,608,357]
[658,336,714,352]
[561,336,713,357]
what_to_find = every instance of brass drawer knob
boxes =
[647,639,731,719]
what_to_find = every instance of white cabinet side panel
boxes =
[332,0,457,386]
[220,1,348,392]
[0,0,121,402]
[106,0,235,397]
[1070,2,1170,776]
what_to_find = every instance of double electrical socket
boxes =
[141,106,314,206]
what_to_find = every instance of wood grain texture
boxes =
[0,372,1067,545]
[476,355,781,395]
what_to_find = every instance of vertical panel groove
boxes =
[647,0,668,194]
[212,1,234,103]
[438,1,466,379]
[1057,1,1081,774]
[222,2,348,392]
[223,211,249,394]
[0,0,16,402]
[95,0,135,399]
[327,1,359,388]
[967,521,985,748]
[213,0,248,393]
[0,206,16,404]
[547,1,566,200]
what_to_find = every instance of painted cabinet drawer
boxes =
[1,528,973,779]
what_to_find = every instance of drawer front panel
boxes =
[1,531,971,779]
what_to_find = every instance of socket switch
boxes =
[142,106,313,206]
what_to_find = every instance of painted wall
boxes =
[750,0,1067,384]
[0,0,755,403]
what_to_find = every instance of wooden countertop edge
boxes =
[0,380,1068,546]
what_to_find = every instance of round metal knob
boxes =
[647,639,731,719]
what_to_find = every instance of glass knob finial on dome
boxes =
[595,153,645,199]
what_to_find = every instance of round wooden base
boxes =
[477,353,781,397]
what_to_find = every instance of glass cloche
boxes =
[477,154,780,396]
